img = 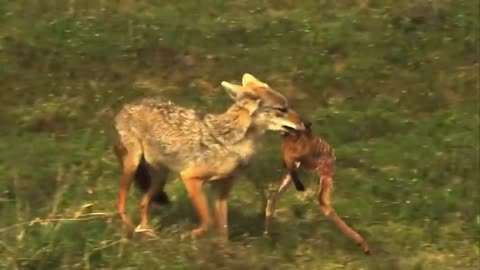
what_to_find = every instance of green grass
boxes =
[0,0,479,269]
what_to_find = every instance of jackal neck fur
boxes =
[203,103,257,145]
[202,103,259,162]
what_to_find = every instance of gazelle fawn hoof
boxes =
[360,242,371,255]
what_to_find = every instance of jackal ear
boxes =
[221,81,258,100]
[242,73,269,88]
[237,98,262,115]
[221,81,262,115]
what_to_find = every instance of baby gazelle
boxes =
[264,122,370,254]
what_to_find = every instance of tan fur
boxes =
[113,73,305,239]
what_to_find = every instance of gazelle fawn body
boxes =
[264,122,370,254]
[113,73,305,239]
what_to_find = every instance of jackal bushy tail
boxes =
[134,157,170,205]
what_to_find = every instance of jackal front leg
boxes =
[181,174,212,238]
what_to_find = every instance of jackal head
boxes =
[221,73,305,133]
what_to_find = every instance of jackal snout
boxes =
[221,74,305,133]
[282,109,306,132]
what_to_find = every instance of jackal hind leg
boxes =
[138,164,170,231]
[113,139,142,231]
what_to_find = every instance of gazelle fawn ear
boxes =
[242,73,268,88]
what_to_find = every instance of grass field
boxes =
[0,1,479,269]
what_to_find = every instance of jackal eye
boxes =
[276,107,288,113]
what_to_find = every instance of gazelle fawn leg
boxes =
[212,177,235,240]
[264,173,293,234]
[250,177,268,217]
[180,174,212,238]
[318,175,370,254]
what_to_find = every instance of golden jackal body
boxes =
[113,74,305,238]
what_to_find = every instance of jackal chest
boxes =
[197,139,256,181]
[228,139,256,165]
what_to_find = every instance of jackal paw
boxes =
[134,225,156,237]
[191,227,208,238]
[117,212,135,231]
[179,227,209,240]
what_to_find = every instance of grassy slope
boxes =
[0,0,478,269]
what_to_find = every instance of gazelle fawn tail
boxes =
[289,165,306,192]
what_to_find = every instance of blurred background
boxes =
[0,1,478,269]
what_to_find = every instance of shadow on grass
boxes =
[143,195,383,255]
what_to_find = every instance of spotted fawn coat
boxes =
[264,122,370,254]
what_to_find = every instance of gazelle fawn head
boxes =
[221,73,305,133]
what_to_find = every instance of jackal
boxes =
[264,122,370,254]
[113,73,305,239]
